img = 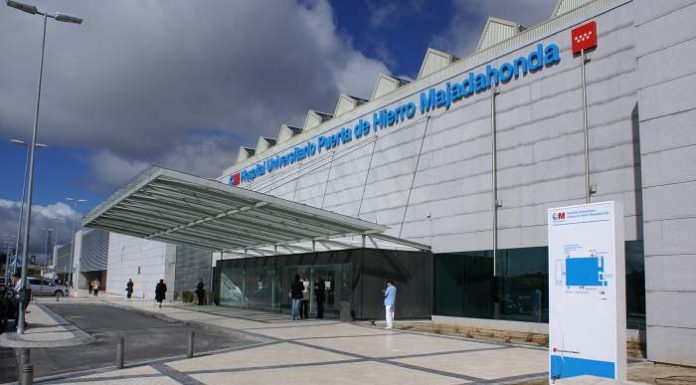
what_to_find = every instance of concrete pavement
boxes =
[23,296,551,385]
[0,303,93,348]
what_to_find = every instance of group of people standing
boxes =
[290,275,397,328]
[124,278,205,309]
[289,274,325,321]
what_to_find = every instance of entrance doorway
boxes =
[282,263,351,318]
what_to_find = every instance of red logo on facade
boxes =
[232,172,241,186]
[571,21,597,54]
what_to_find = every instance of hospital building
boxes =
[71,0,696,367]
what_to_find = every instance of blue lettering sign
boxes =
[233,43,561,185]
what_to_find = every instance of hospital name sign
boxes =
[232,43,561,186]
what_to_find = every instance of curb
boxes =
[0,304,95,348]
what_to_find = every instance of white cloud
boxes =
[0,0,391,192]
[0,199,81,257]
[88,151,150,190]
[430,0,558,57]
[333,52,388,100]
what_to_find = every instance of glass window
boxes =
[495,247,548,323]
[218,260,351,317]
[434,251,493,319]
[434,242,646,329]
[626,241,645,330]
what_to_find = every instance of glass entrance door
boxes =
[311,264,351,318]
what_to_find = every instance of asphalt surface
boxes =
[24,303,262,379]
[0,346,17,383]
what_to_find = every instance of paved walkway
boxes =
[0,302,93,348]
[28,297,549,385]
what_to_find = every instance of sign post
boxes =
[547,201,626,381]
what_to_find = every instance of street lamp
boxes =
[8,0,83,334]
[65,197,87,292]
[10,139,47,278]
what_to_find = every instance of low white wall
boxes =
[431,315,644,342]
[105,233,175,301]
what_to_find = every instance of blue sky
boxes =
[330,0,454,78]
[0,0,557,253]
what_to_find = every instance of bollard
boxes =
[18,348,30,379]
[187,330,195,358]
[21,364,33,385]
[116,337,124,369]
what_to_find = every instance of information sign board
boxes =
[547,201,626,381]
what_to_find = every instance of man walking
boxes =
[383,279,396,329]
[155,279,167,308]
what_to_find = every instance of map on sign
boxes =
[565,256,606,287]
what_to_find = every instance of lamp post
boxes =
[7,0,83,334]
[65,197,86,292]
[9,139,47,279]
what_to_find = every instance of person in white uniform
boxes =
[383,279,396,329]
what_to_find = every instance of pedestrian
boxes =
[300,275,309,319]
[155,279,167,308]
[13,273,27,330]
[383,279,396,329]
[289,274,304,321]
[314,273,325,319]
[126,278,134,299]
[195,279,205,306]
[0,284,10,334]
[92,279,100,296]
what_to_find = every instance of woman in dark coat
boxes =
[155,279,167,308]
[126,279,134,299]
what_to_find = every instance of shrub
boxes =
[182,290,194,303]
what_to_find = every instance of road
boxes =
[0,346,16,383]
[26,303,262,378]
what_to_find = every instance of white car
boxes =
[27,278,69,297]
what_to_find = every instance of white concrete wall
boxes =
[635,0,696,367]
[72,229,86,290]
[223,0,641,255]
[105,233,175,301]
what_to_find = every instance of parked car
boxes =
[27,278,69,297]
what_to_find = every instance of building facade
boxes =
[89,0,696,367]
[213,0,696,366]
[72,229,110,292]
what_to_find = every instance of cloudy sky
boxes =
[0,0,556,256]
